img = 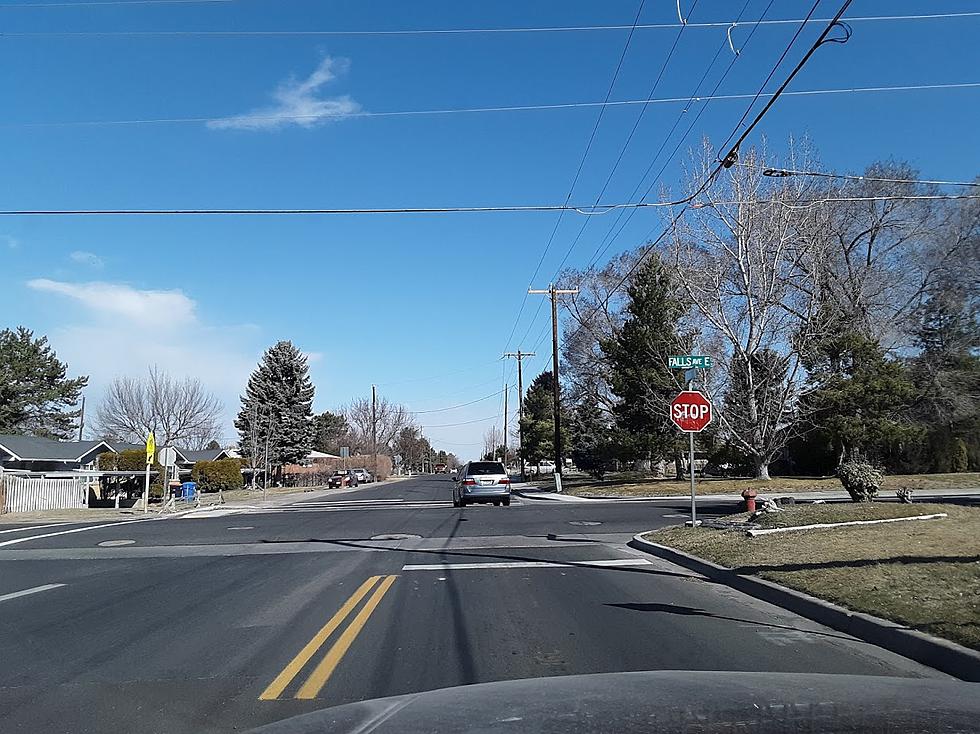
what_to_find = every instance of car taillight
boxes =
[498,478,511,485]
[463,479,476,486]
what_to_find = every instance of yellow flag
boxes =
[146,432,156,465]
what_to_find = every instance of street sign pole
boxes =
[143,432,155,514]
[689,431,696,527]
[669,387,713,529]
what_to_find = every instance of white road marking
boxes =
[402,558,651,571]
[0,522,71,535]
[291,499,406,506]
[0,583,66,603]
[0,519,153,548]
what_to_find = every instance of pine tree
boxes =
[600,256,689,469]
[519,371,568,464]
[0,326,88,438]
[569,397,618,479]
[236,341,315,477]
[311,410,350,454]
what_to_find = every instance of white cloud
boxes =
[25,278,261,443]
[69,250,104,268]
[3,235,18,249]
[28,279,195,330]
[208,56,360,131]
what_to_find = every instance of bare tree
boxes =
[95,366,223,449]
[482,424,502,461]
[344,394,411,454]
[668,141,826,479]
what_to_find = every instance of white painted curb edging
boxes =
[746,512,947,536]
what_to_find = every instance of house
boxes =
[0,434,113,473]
[0,434,233,475]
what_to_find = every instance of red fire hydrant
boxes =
[741,488,758,513]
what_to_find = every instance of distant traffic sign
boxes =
[158,447,178,467]
[670,391,713,433]
[669,355,713,369]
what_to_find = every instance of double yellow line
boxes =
[260,574,398,701]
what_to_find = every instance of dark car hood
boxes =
[251,670,980,733]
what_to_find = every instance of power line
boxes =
[408,388,506,415]
[548,0,754,282]
[500,0,649,356]
[748,164,980,188]
[3,10,976,30]
[7,82,977,129]
[575,0,860,334]
[5,193,977,219]
[582,0,778,272]
[422,415,499,429]
[547,0,705,280]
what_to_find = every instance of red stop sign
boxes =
[670,391,713,433]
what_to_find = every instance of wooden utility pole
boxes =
[528,285,578,490]
[77,396,85,441]
[503,350,535,480]
[502,384,508,469]
[371,384,378,477]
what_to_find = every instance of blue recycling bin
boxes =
[180,481,197,500]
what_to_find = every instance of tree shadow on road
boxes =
[606,602,855,642]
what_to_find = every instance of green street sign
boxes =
[669,355,713,370]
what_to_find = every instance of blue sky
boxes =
[2,0,978,457]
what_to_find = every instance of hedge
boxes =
[192,458,243,493]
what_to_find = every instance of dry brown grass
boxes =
[646,503,980,650]
[566,472,980,498]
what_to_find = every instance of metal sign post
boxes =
[142,432,155,513]
[157,447,178,512]
[669,355,714,528]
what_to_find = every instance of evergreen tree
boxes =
[0,326,88,438]
[569,397,618,479]
[802,323,919,467]
[519,371,568,464]
[600,256,689,471]
[236,341,315,478]
[311,410,350,454]
[910,279,980,471]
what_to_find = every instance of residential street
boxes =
[0,474,949,733]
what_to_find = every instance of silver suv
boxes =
[452,461,511,507]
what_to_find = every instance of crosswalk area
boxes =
[259,496,523,514]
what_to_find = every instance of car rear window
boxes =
[468,462,506,475]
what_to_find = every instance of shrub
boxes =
[192,458,243,493]
[952,438,969,473]
[837,457,884,502]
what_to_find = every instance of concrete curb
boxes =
[628,532,980,682]
[512,489,595,503]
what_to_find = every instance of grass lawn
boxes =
[645,503,980,650]
[564,472,980,498]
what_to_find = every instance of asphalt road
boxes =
[0,475,950,733]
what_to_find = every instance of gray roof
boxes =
[0,434,112,462]
[178,448,229,464]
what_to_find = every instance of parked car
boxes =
[452,460,510,507]
[328,470,359,489]
[351,468,373,483]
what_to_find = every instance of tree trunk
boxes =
[674,450,685,480]
[753,456,771,480]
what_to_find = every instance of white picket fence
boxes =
[0,475,88,514]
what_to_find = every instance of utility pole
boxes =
[503,350,535,480]
[528,285,578,491]
[371,384,378,478]
[502,384,508,470]
[77,396,85,441]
